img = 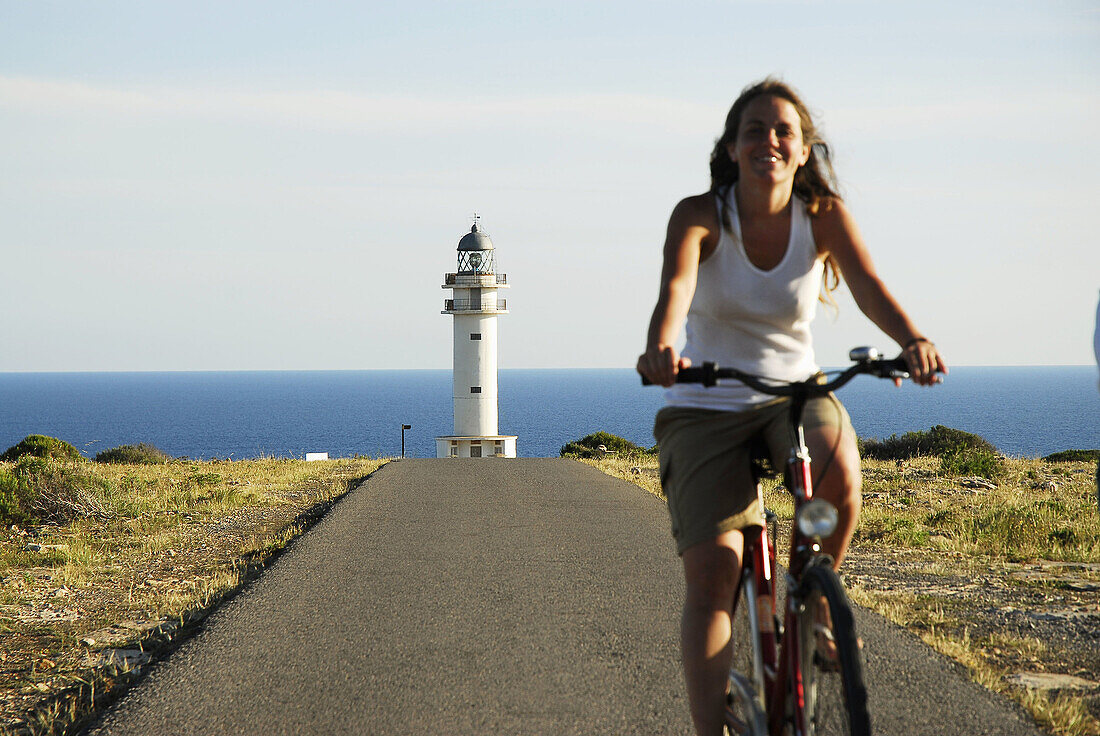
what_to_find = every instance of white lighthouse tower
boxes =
[435,217,518,458]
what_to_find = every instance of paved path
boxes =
[85,459,1043,735]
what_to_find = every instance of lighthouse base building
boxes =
[435,435,518,459]
[435,219,518,458]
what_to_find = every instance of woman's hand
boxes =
[901,338,947,386]
[637,344,692,387]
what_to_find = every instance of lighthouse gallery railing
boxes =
[444,299,508,311]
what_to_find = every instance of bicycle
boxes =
[645,347,916,736]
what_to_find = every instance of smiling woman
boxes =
[636,77,948,736]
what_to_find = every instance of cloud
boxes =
[0,75,716,138]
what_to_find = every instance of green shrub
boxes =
[1042,449,1100,463]
[9,456,114,523]
[560,432,656,460]
[190,472,222,487]
[1,434,84,462]
[0,468,32,524]
[939,446,1005,480]
[95,443,173,464]
[860,425,998,461]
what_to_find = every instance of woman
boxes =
[636,78,946,735]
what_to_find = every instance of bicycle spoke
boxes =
[726,671,767,736]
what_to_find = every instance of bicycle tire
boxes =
[795,564,871,736]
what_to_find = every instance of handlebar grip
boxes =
[869,355,910,379]
[884,356,909,372]
[640,365,712,386]
[676,367,709,384]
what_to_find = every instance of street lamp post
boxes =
[401,424,412,458]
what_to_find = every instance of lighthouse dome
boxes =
[458,222,494,251]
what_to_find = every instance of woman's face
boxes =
[726,94,810,186]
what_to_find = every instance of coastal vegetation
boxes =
[574,427,1100,735]
[1044,449,1100,463]
[0,435,385,735]
[859,424,1006,480]
[559,431,656,460]
[93,443,173,465]
[0,436,83,464]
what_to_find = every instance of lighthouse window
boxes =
[470,333,482,340]
[470,386,481,393]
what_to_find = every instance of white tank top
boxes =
[666,187,825,411]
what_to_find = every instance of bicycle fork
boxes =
[774,448,822,736]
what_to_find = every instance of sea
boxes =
[0,367,1097,461]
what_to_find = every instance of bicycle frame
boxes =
[736,411,825,736]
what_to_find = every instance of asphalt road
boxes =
[84,459,1043,735]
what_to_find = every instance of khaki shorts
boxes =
[653,395,853,555]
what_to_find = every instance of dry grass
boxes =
[855,456,1099,564]
[0,456,386,735]
[848,585,1099,736]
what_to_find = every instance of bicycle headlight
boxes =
[795,499,839,538]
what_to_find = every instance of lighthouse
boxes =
[435,218,518,458]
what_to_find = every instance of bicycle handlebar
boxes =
[640,348,911,398]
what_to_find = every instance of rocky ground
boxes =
[0,497,341,735]
[844,545,1100,730]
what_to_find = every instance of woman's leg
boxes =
[803,422,862,568]
[681,530,744,736]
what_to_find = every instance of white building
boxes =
[435,219,518,458]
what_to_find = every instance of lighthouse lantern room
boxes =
[435,217,518,458]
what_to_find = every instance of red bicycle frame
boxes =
[741,434,823,736]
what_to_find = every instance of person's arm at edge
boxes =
[1093,289,1100,391]
[637,195,715,387]
[814,199,947,386]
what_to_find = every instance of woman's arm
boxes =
[637,194,717,387]
[814,200,947,385]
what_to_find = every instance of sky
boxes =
[1,0,1098,371]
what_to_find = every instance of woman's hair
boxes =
[709,77,841,306]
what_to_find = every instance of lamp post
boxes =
[401,424,412,458]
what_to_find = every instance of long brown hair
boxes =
[709,78,841,306]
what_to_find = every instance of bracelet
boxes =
[904,337,932,350]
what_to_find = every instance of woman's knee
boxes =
[807,429,861,506]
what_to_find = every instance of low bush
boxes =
[1,434,83,462]
[560,432,656,460]
[1042,449,1100,463]
[95,443,173,464]
[860,425,998,461]
[8,456,115,523]
[0,468,33,524]
[939,446,1005,480]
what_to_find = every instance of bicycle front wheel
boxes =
[795,564,871,736]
